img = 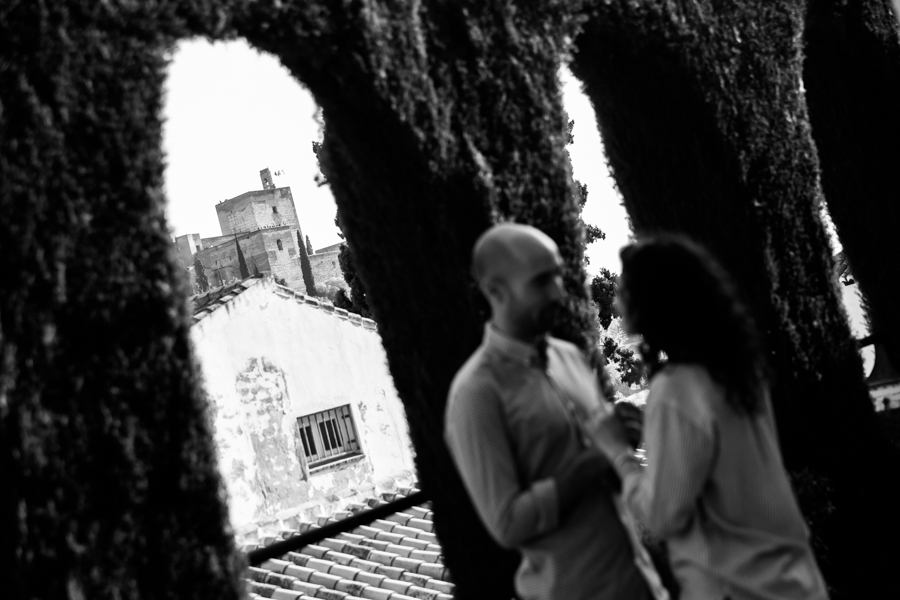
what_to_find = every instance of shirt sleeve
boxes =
[618,379,715,539]
[445,379,559,549]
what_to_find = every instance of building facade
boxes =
[190,277,416,534]
[173,168,350,297]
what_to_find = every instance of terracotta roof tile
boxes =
[243,487,454,600]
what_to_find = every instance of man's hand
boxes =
[583,409,633,461]
[614,401,643,450]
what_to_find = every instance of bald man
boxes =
[445,223,666,600]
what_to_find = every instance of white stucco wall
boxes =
[190,279,415,533]
[839,281,875,377]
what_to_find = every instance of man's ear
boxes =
[482,276,505,305]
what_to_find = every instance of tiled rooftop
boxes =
[189,276,376,331]
[241,486,454,600]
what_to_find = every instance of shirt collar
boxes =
[483,323,548,367]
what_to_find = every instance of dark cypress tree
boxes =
[238,3,593,594]
[194,256,210,293]
[296,230,317,296]
[316,143,374,316]
[235,237,250,280]
[305,235,314,256]
[327,206,370,318]
[333,242,372,319]
[804,0,900,377]
[0,4,243,600]
[571,2,900,596]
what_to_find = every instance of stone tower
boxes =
[260,167,276,190]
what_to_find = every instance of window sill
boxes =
[309,452,365,475]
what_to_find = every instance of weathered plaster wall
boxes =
[200,233,240,250]
[195,231,274,286]
[262,228,306,290]
[191,279,415,533]
[173,233,203,269]
[840,281,875,376]
[216,188,301,235]
[194,228,307,292]
[309,251,346,291]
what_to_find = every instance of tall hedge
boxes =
[0,0,599,597]
[571,1,900,597]
[804,0,900,374]
[0,3,244,600]
[234,1,593,595]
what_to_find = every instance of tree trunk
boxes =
[571,2,900,597]
[803,0,900,377]
[237,1,593,595]
[0,4,244,600]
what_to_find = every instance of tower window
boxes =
[276,239,283,251]
[272,205,278,214]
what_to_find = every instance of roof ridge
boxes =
[190,276,377,330]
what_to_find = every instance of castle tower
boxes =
[260,167,276,190]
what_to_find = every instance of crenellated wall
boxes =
[215,187,301,235]
[309,251,345,294]
[190,278,415,535]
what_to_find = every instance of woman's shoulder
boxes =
[654,362,717,389]
[649,363,723,420]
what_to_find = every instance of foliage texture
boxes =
[571,1,900,597]
[0,2,245,599]
[194,256,210,293]
[233,0,596,594]
[804,0,900,373]
[296,230,317,296]
[1,0,598,597]
[333,243,372,320]
[235,237,250,279]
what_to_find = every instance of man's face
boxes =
[502,248,566,336]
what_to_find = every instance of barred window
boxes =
[297,404,362,470]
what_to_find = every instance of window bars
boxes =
[297,404,361,466]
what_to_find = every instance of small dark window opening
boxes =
[296,405,361,469]
[272,205,278,214]
[276,239,283,251]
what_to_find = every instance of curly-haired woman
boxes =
[584,236,828,600]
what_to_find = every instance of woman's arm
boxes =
[620,398,715,538]
[585,373,716,538]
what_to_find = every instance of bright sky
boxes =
[162,38,872,369]
[162,38,632,276]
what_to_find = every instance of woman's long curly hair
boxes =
[619,235,768,414]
